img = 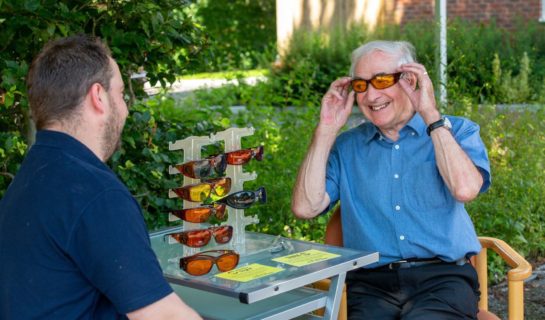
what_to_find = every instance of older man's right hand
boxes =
[319,77,355,132]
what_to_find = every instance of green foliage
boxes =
[0,0,206,196]
[109,96,232,230]
[491,53,532,103]
[189,0,277,71]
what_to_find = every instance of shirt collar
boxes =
[34,130,106,168]
[363,113,426,144]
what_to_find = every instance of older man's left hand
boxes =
[398,63,441,125]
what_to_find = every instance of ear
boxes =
[402,72,418,90]
[88,83,108,115]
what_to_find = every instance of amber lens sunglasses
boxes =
[225,146,264,165]
[179,250,240,276]
[165,225,233,248]
[170,203,227,223]
[215,187,266,209]
[172,177,231,202]
[175,154,227,179]
[351,72,402,93]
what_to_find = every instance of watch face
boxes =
[443,116,452,130]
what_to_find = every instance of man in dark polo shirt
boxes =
[0,35,201,320]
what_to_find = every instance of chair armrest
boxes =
[478,236,532,281]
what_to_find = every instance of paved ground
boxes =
[143,76,266,97]
[487,260,545,319]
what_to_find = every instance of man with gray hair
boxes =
[292,40,490,319]
[0,34,201,320]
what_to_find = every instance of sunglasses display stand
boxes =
[168,127,260,255]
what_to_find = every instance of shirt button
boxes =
[394,144,400,150]
[400,235,405,240]
[395,205,401,211]
[394,174,399,179]
[411,132,416,136]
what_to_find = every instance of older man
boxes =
[292,40,491,319]
[0,35,201,320]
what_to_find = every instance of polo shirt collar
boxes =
[34,130,106,168]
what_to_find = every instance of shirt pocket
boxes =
[402,162,453,211]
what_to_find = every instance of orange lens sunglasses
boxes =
[175,154,227,179]
[165,225,233,248]
[172,177,231,202]
[179,250,240,276]
[170,203,227,223]
[351,72,402,93]
[224,146,263,165]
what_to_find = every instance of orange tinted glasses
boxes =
[165,225,233,248]
[180,250,239,276]
[172,177,231,202]
[351,72,402,93]
[175,154,227,179]
[225,146,263,165]
[170,203,227,223]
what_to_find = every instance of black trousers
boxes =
[346,263,480,320]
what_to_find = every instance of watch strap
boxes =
[426,118,446,136]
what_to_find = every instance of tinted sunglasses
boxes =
[351,72,402,93]
[172,177,231,202]
[175,154,227,179]
[180,250,240,276]
[215,187,266,209]
[170,203,227,223]
[165,225,233,248]
[224,146,264,165]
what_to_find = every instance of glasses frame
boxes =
[172,177,232,202]
[351,72,403,93]
[164,225,234,248]
[175,154,227,179]
[224,146,264,165]
[215,186,266,209]
[179,250,240,276]
[170,203,227,223]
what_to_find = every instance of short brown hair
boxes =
[26,34,113,129]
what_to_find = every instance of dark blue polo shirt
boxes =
[0,130,172,319]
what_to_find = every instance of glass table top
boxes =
[150,227,379,303]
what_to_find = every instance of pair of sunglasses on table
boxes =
[171,187,266,223]
[175,146,264,179]
[351,72,403,93]
[180,250,239,276]
[165,225,233,248]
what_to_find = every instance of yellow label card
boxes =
[272,249,340,267]
[215,263,284,282]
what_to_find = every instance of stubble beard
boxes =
[101,96,123,161]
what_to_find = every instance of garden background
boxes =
[1,0,544,291]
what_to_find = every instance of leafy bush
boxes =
[110,96,233,230]
[188,0,277,72]
[0,0,206,195]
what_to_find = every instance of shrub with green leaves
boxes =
[0,0,206,195]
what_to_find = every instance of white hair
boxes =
[349,40,416,76]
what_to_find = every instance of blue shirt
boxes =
[325,113,491,267]
[0,131,172,319]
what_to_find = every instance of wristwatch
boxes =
[426,116,452,136]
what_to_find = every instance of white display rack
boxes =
[167,127,260,255]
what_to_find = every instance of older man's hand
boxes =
[319,77,355,132]
[398,63,441,125]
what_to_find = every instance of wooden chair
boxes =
[313,208,532,320]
